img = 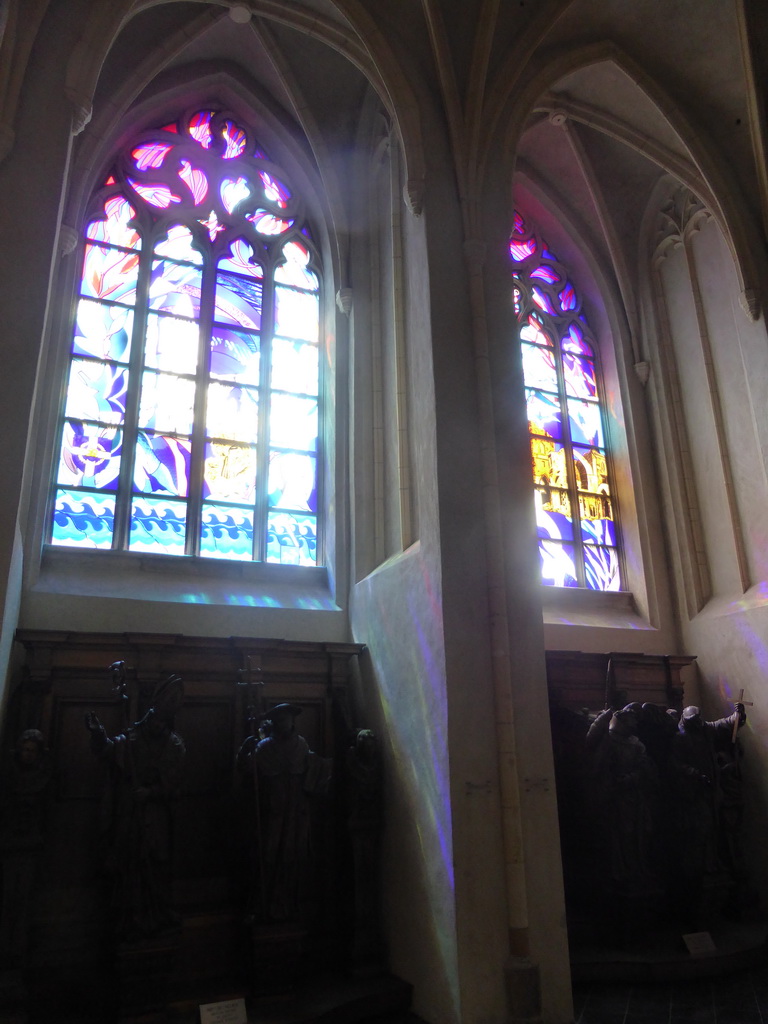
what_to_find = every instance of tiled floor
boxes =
[573,965,768,1024]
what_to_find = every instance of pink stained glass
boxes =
[86,196,140,249]
[198,210,225,240]
[532,287,558,316]
[161,123,178,134]
[559,282,578,311]
[128,179,182,208]
[154,225,203,264]
[520,344,557,391]
[562,323,594,357]
[132,143,172,170]
[149,260,202,320]
[189,110,214,149]
[530,266,560,285]
[259,171,290,207]
[104,176,116,186]
[513,211,526,235]
[221,177,251,214]
[222,121,247,159]
[138,371,195,434]
[81,245,139,305]
[520,316,552,348]
[206,383,259,444]
[218,239,263,278]
[271,338,319,396]
[563,352,597,400]
[204,442,257,503]
[275,241,318,290]
[510,238,536,262]
[73,300,133,362]
[178,161,208,205]
[248,210,294,236]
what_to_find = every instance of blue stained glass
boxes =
[81,245,139,305]
[271,338,318,395]
[209,327,260,384]
[521,343,557,391]
[149,260,202,319]
[562,323,592,355]
[66,360,128,424]
[582,515,616,546]
[58,422,121,490]
[206,383,259,443]
[144,313,199,374]
[534,494,574,541]
[268,452,317,512]
[527,390,562,439]
[584,545,620,591]
[563,352,597,399]
[270,394,317,452]
[139,371,195,434]
[266,511,317,565]
[539,539,578,587]
[274,287,318,341]
[568,399,603,447]
[200,504,253,560]
[215,273,262,331]
[51,489,115,549]
[530,266,559,284]
[73,300,132,362]
[559,283,578,311]
[218,240,263,278]
[129,496,187,555]
[133,433,191,497]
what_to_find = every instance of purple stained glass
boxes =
[271,338,318,395]
[209,327,260,385]
[86,196,141,249]
[138,371,195,434]
[534,487,573,537]
[582,513,616,546]
[567,399,603,447]
[527,389,562,440]
[559,282,578,311]
[248,211,294,235]
[266,511,317,565]
[584,544,620,591]
[539,539,578,587]
[531,287,558,316]
[270,394,318,452]
[562,323,594,357]
[51,489,115,549]
[66,359,128,424]
[128,180,182,208]
[204,443,257,503]
[206,382,259,443]
[513,211,526,235]
[133,432,191,497]
[154,225,202,264]
[530,266,560,284]
[510,238,536,262]
[563,352,597,399]
[522,343,557,391]
[268,452,317,512]
[132,143,172,170]
[222,121,247,159]
[73,300,132,362]
[220,177,251,214]
[259,170,290,207]
[274,287,318,342]
[218,240,263,278]
[58,422,121,490]
[129,496,187,555]
[200,504,253,561]
[81,245,139,305]
[275,242,318,290]
[178,161,208,205]
[149,260,202,319]
[214,273,262,331]
[144,313,199,375]
[189,110,214,149]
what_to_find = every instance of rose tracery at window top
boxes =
[52,108,321,565]
[510,210,621,591]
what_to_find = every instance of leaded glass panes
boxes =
[51,107,322,565]
[512,211,621,591]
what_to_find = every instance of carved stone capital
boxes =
[403,177,424,216]
[336,287,353,316]
[633,361,651,387]
[739,287,760,322]
[59,225,79,257]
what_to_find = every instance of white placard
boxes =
[682,931,717,956]
[199,997,247,1024]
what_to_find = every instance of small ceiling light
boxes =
[229,4,252,24]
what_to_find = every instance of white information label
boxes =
[199,997,247,1024]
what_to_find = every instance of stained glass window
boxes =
[510,212,621,591]
[51,109,321,566]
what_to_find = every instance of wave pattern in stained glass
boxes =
[512,210,620,591]
[52,106,322,566]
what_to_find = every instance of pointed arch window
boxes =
[510,211,621,591]
[50,108,321,565]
